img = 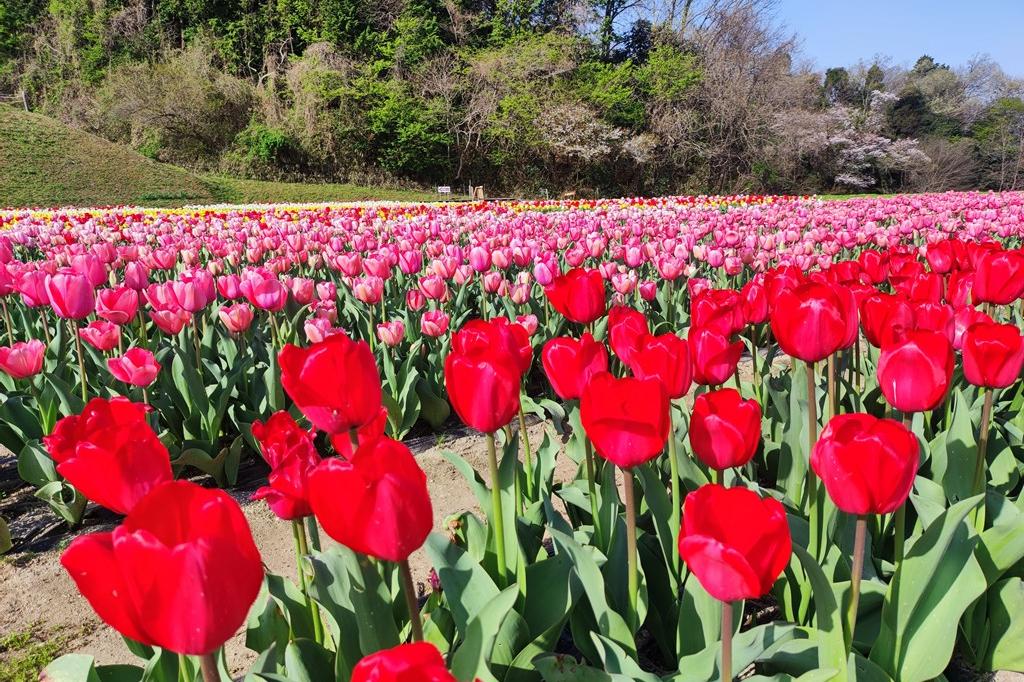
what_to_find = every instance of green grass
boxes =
[0,106,441,209]
[0,627,70,682]
[201,175,439,205]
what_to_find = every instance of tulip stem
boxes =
[399,559,424,642]
[827,354,837,420]
[39,310,51,348]
[584,437,601,544]
[199,653,218,682]
[192,317,203,371]
[292,520,324,644]
[971,387,994,531]
[518,406,535,501]
[305,516,321,552]
[72,320,88,403]
[751,325,762,403]
[893,503,906,568]
[667,409,681,582]
[721,600,733,681]
[136,310,149,349]
[846,515,867,652]
[177,653,189,682]
[805,361,822,559]
[623,466,639,634]
[486,432,509,585]
[1,299,13,344]
[971,388,993,497]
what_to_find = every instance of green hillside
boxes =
[0,107,437,208]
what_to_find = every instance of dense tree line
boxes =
[2,0,1022,196]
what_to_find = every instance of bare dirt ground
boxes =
[0,421,569,677]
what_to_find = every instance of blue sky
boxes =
[774,0,1024,76]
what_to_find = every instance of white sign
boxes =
[437,186,451,194]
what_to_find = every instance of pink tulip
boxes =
[107,348,160,387]
[219,304,255,334]
[45,272,95,320]
[150,309,191,335]
[79,321,121,352]
[0,339,45,379]
[420,310,449,337]
[377,320,405,346]
[96,288,139,325]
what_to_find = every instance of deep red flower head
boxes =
[627,332,691,399]
[911,301,954,342]
[351,642,457,682]
[580,372,669,468]
[678,484,791,602]
[962,321,1024,389]
[877,330,954,413]
[691,289,745,337]
[689,327,743,387]
[544,268,606,324]
[44,397,172,515]
[279,334,383,434]
[974,248,1024,305]
[445,319,523,433]
[740,279,768,325]
[308,436,432,562]
[250,411,322,520]
[541,333,609,401]
[329,406,389,458]
[857,250,889,285]
[860,293,914,349]
[926,239,955,274]
[770,281,857,362]
[61,481,263,654]
[608,305,649,364]
[811,413,918,515]
[689,388,761,470]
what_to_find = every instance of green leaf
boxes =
[425,530,502,629]
[671,623,803,681]
[927,388,976,503]
[0,516,11,554]
[533,655,633,682]
[450,586,518,682]
[792,545,847,680]
[284,639,334,682]
[870,496,987,682]
[34,480,87,526]
[980,577,1024,671]
[18,439,57,487]
[547,527,635,658]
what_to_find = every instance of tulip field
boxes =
[3,191,1024,681]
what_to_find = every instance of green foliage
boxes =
[573,61,645,129]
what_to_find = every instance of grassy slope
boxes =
[0,107,437,208]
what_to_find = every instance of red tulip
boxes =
[925,240,955,274]
[770,281,856,362]
[541,333,609,400]
[689,388,761,470]
[95,287,139,325]
[678,484,791,602]
[251,411,322,520]
[974,249,1024,305]
[962,321,1024,389]
[877,330,954,412]
[0,339,45,379]
[626,332,691,399]
[329,406,389,458]
[860,293,914,348]
[741,279,768,325]
[309,436,432,562]
[580,372,669,468]
[691,289,745,336]
[79,320,121,352]
[61,480,263,654]
[545,267,606,324]
[690,327,743,387]
[811,413,918,514]
[445,320,523,432]
[858,250,889,285]
[608,305,649,364]
[279,334,383,434]
[952,306,992,351]
[44,398,171,514]
[46,272,95,320]
[351,642,456,682]
[107,348,160,387]
[911,301,954,342]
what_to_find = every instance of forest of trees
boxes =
[1,0,1022,196]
